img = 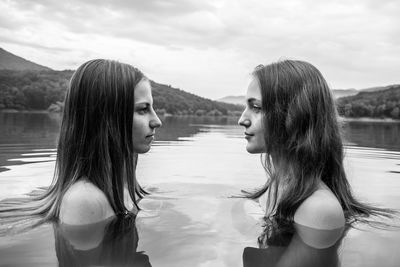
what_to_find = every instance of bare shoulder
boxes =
[59,179,115,225]
[293,186,345,248]
[294,186,345,230]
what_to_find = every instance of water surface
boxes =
[0,112,399,266]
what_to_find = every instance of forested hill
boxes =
[151,81,242,116]
[0,69,72,110]
[0,69,243,115]
[336,85,400,119]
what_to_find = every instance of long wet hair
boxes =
[247,60,395,244]
[0,59,148,228]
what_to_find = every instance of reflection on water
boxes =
[343,120,400,151]
[0,214,152,267]
[0,113,240,168]
[0,112,60,171]
[243,237,340,267]
[243,224,346,267]
[1,111,400,266]
[55,214,151,267]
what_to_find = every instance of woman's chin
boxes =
[134,145,151,154]
[246,145,264,154]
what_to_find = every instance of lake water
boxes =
[0,112,400,267]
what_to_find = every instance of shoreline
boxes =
[339,116,400,123]
[0,109,51,114]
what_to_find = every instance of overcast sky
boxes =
[1,0,399,99]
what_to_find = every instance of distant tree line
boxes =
[2,69,399,119]
[336,85,400,119]
[151,81,243,116]
[0,70,72,110]
[0,70,244,116]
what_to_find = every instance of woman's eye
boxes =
[137,107,149,114]
[251,105,262,112]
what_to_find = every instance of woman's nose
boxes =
[238,112,251,127]
[150,114,162,129]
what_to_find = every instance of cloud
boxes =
[2,0,222,47]
[0,35,71,52]
[0,0,399,98]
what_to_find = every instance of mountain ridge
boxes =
[0,47,52,71]
[0,47,242,115]
[336,85,400,119]
[217,86,399,104]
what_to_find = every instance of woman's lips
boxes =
[244,132,254,139]
[146,134,154,141]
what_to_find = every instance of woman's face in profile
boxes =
[132,79,162,153]
[238,78,266,154]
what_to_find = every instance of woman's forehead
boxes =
[246,78,261,101]
[134,80,152,103]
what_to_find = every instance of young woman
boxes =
[0,59,162,228]
[238,60,394,264]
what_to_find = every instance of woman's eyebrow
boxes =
[135,102,150,106]
[134,102,150,108]
[247,98,261,104]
